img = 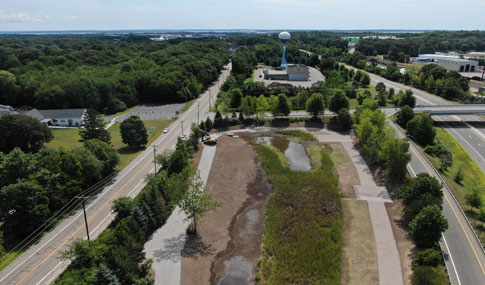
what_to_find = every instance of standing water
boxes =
[285,141,311,171]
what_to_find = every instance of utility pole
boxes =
[209,89,212,109]
[181,120,184,136]
[153,145,157,174]
[76,196,91,241]
[197,101,200,124]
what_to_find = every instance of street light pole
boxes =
[153,145,157,174]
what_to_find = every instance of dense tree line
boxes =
[0,35,229,114]
[354,105,411,179]
[356,31,485,60]
[57,135,197,284]
[0,139,118,246]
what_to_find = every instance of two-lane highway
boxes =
[0,62,231,285]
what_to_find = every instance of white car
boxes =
[163,128,169,133]
[181,135,187,141]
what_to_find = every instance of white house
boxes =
[21,108,86,127]
[0,104,17,116]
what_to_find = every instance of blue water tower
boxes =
[279,31,291,70]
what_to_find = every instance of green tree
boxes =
[168,138,189,175]
[380,137,411,180]
[0,115,53,153]
[398,90,416,108]
[179,173,222,234]
[454,168,464,184]
[328,90,349,112]
[406,116,435,146]
[112,197,134,222]
[396,106,415,127]
[230,89,243,108]
[335,108,353,130]
[120,116,148,148]
[409,205,448,248]
[277,94,291,116]
[412,248,442,268]
[72,147,104,186]
[83,139,119,175]
[360,72,370,87]
[80,109,111,144]
[375,82,386,92]
[92,264,121,285]
[466,189,483,209]
[411,265,449,285]
[398,173,443,220]
[189,123,202,150]
[0,147,38,188]
[306,93,325,117]
[0,180,50,238]
[0,230,5,257]
[0,70,19,106]
[61,239,98,269]
[240,97,251,116]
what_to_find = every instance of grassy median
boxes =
[253,143,342,284]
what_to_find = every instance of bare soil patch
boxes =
[190,143,204,169]
[385,201,415,285]
[329,142,359,199]
[341,200,379,285]
[181,135,272,285]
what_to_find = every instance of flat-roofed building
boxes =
[413,54,479,72]
[263,64,309,81]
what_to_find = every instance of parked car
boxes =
[163,128,169,133]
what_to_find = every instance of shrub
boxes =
[411,265,448,285]
[409,205,448,248]
[465,189,483,209]
[454,168,464,184]
[412,248,442,268]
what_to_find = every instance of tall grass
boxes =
[254,144,342,284]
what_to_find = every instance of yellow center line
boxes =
[390,119,485,275]
[443,193,485,275]
[16,119,182,284]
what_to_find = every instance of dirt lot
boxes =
[180,135,273,285]
[385,201,415,285]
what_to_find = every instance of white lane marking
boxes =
[89,211,114,237]
[35,260,65,285]
[0,66,226,283]
[435,117,485,164]
[408,164,417,178]
[443,234,462,285]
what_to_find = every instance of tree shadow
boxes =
[117,145,146,155]
[152,233,186,263]
[181,233,215,259]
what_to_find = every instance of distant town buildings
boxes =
[413,54,479,73]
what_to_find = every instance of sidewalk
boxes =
[318,132,403,285]
[143,144,218,285]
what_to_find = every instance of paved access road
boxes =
[0,62,231,285]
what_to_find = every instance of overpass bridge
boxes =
[415,104,485,115]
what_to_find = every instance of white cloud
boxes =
[0,10,51,22]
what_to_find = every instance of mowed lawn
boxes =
[45,119,174,170]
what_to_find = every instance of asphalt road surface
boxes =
[345,64,485,174]
[391,120,485,285]
[0,62,231,285]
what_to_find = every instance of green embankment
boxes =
[423,127,485,242]
[253,143,342,284]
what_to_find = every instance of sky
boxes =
[0,0,484,31]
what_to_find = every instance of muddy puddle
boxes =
[256,136,311,171]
